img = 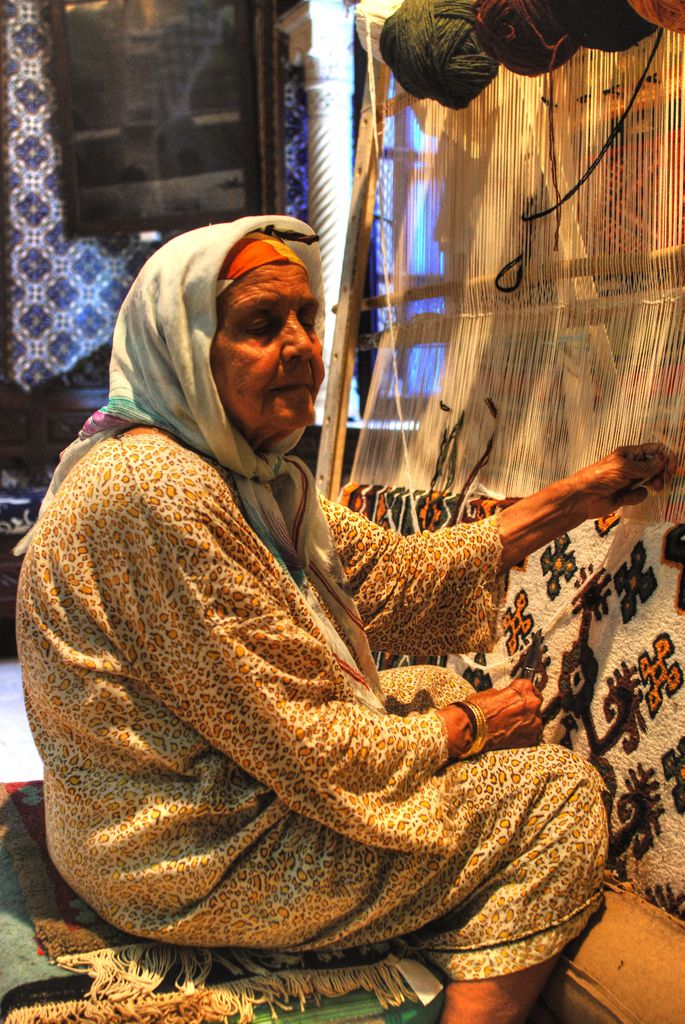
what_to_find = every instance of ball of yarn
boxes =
[379,0,499,111]
[626,0,685,34]
[550,0,657,51]
[472,0,579,77]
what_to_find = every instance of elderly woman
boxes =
[16,217,674,1024]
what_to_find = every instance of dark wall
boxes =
[291,425,360,490]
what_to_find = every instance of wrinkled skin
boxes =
[211,263,325,450]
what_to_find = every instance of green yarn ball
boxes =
[380,0,499,111]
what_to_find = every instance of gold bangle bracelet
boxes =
[466,700,489,755]
[453,699,489,759]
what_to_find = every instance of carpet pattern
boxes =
[340,483,685,922]
[0,781,130,958]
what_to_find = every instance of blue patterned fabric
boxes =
[284,65,308,221]
[3,0,157,390]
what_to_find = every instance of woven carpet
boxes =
[341,483,685,923]
[0,781,444,1024]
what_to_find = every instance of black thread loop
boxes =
[495,253,525,293]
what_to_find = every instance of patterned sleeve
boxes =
[321,496,505,656]
[62,441,452,852]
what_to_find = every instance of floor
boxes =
[0,657,43,783]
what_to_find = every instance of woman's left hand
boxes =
[569,443,677,521]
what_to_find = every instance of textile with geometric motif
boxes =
[2,0,156,389]
[283,65,308,222]
[340,483,685,923]
[3,1,311,392]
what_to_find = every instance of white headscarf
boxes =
[17,217,385,712]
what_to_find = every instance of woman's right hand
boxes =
[438,679,543,761]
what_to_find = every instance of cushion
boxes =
[537,882,685,1024]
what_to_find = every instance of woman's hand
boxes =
[568,443,676,521]
[498,442,677,570]
[438,679,542,760]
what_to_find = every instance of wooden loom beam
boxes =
[315,61,389,500]
[352,245,685,313]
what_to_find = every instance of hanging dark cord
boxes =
[495,29,663,293]
[524,30,663,224]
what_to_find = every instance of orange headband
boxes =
[218,231,306,284]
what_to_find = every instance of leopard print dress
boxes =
[16,431,607,980]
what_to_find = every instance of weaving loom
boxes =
[324,11,685,921]
[352,22,685,512]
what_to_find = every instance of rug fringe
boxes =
[7,942,420,1023]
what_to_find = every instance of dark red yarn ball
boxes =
[473,0,579,76]
[549,0,658,51]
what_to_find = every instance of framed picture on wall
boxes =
[50,0,282,236]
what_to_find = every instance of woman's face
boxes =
[211,262,325,450]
